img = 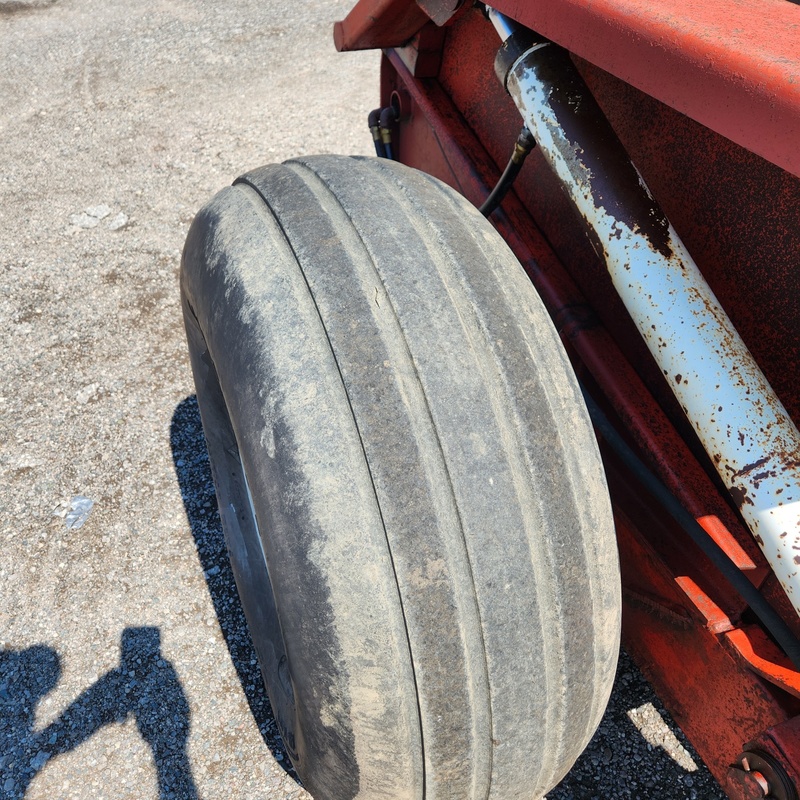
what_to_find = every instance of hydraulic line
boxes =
[368,108,386,158]
[479,125,536,217]
[369,106,399,159]
[580,383,800,671]
[379,105,398,160]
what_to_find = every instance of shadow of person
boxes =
[41,627,197,800]
[0,645,61,798]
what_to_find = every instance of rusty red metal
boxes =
[727,767,771,800]
[395,22,446,77]
[416,0,467,26]
[489,0,800,179]
[333,0,428,51]
[735,717,800,799]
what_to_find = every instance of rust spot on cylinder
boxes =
[733,456,770,479]
[751,469,777,489]
[511,48,675,259]
[729,485,755,509]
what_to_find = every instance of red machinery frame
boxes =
[336,1,800,797]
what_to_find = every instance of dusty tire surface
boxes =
[181,154,621,800]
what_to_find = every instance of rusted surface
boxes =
[416,0,465,26]
[727,762,772,800]
[739,718,800,800]
[501,41,674,260]
[489,0,800,178]
[395,22,446,77]
[573,56,800,463]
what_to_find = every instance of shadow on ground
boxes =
[169,394,297,780]
[0,627,196,799]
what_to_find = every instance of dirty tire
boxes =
[180,155,621,800]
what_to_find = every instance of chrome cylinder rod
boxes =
[487,8,800,616]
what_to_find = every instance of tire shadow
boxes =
[169,395,298,781]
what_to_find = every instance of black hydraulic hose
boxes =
[379,106,398,160]
[479,125,536,216]
[579,383,800,671]
[368,108,386,158]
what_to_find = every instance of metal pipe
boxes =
[486,7,800,618]
[487,6,517,41]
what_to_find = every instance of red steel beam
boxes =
[334,0,429,51]
[334,0,467,51]
[490,0,800,178]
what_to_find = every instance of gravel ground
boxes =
[1,0,727,798]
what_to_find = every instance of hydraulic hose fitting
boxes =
[479,124,536,217]
[368,107,385,158]
[511,126,536,164]
[379,105,399,160]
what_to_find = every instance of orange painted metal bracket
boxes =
[726,627,800,703]
[675,576,734,634]
[674,575,800,699]
[698,515,758,572]
[697,515,771,588]
[489,0,800,178]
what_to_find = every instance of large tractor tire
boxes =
[180,155,621,800]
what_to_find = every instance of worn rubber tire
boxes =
[180,155,621,800]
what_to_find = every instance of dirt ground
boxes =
[0,1,726,798]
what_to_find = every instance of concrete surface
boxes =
[0,0,726,797]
